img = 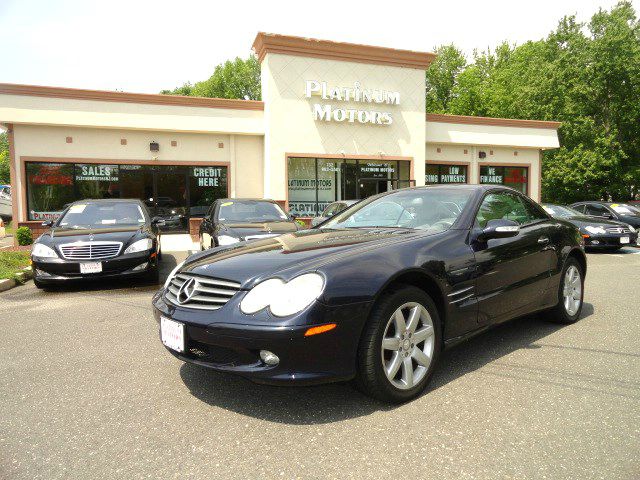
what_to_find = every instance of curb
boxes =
[0,266,33,293]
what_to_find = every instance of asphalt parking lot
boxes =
[1,248,639,479]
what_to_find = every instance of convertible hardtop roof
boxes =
[392,184,519,193]
[215,198,280,203]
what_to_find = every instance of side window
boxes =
[585,204,608,216]
[475,192,536,228]
[520,195,549,222]
[323,204,338,217]
[572,204,586,213]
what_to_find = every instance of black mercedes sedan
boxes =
[570,201,640,229]
[543,204,638,250]
[198,199,297,250]
[32,199,163,288]
[153,185,586,403]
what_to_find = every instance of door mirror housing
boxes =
[41,220,54,228]
[601,212,613,219]
[476,219,520,242]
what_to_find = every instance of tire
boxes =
[355,285,441,403]
[548,257,584,324]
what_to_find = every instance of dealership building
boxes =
[0,32,560,239]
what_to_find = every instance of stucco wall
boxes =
[262,53,427,201]
[11,124,264,220]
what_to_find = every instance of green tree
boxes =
[425,45,466,113]
[0,132,9,185]
[161,56,261,100]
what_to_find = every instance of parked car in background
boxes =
[311,200,359,227]
[570,201,640,230]
[154,185,586,403]
[31,199,163,288]
[0,184,11,220]
[199,199,298,250]
[543,204,637,250]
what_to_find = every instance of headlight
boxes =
[163,261,185,289]
[584,226,606,235]
[240,273,325,317]
[32,243,58,258]
[627,224,636,233]
[124,238,153,254]
[217,235,240,246]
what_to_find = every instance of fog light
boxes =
[132,262,149,271]
[591,240,600,245]
[35,269,51,277]
[260,350,279,366]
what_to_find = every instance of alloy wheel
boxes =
[381,302,435,390]
[563,265,582,316]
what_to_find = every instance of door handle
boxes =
[538,236,550,245]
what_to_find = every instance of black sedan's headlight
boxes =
[32,243,58,258]
[217,235,241,246]
[124,238,153,254]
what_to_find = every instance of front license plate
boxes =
[161,317,185,353]
[620,236,630,244]
[80,262,102,274]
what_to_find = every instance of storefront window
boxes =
[26,163,74,221]
[479,165,528,194]
[425,164,467,184]
[25,161,229,228]
[287,157,412,216]
[189,166,228,217]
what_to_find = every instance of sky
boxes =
[0,0,637,94]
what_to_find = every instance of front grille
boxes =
[60,241,122,260]
[164,272,241,310]
[606,227,630,234]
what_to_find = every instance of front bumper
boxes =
[152,289,371,386]
[33,251,157,283]
[583,232,638,248]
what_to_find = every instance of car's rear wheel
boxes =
[548,257,584,324]
[356,285,441,403]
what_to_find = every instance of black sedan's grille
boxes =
[164,272,241,310]
[606,227,631,234]
[60,241,122,260]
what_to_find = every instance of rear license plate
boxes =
[161,317,185,353]
[620,236,630,244]
[80,262,102,274]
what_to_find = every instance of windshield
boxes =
[322,188,473,232]
[217,200,289,223]
[542,205,583,218]
[610,203,640,216]
[57,202,146,228]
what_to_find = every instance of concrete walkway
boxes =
[160,233,199,252]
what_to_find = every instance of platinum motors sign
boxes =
[305,80,399,126]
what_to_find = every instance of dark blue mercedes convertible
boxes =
[152,185,586,403]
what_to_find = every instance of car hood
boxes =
[220,221,297,238]
[183,227,421,286]
[562,216,631,228]
[39,225,149,245]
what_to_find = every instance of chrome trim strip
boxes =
[447,286,474,297]
[450,293,475,304]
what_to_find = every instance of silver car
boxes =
[311,200,358,227]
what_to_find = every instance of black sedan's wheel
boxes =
[548,257,584,324]
[356,285,441,403]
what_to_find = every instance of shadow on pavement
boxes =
[179,303,595,424]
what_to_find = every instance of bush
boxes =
[16,226,33,246]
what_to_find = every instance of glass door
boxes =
[155,166,188,233]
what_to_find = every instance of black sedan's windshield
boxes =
[543,205,583,218]
[57,202,147,228]
[322,188,473,232]
[216,200,289,223]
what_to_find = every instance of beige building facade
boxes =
[0,32,559,238]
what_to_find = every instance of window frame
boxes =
[424,161,470,185]
[478,163,530,195]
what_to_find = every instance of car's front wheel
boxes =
[548,257,584,324]
[356,285,441,403]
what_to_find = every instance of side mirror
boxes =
[41,220,54,227]
[601,212,613,219]
[476,219,520,242]
[151,217,166,226]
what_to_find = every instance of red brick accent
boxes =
[171,140,177,147]
[120,138,127,145]
[189,217,203,241]
[17,221,49,246]
[66,136,73,143]
[218,142,224,149]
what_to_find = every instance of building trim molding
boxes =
[427,113,561,130]
[0,83,264,111]
[253,33,435,70]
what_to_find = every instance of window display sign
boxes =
[192,167,224,187]
[480,166,503,184]
[425,164,467,184]
[479,166,528,194]
[30,211,63,221]
[75,164,119,182]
